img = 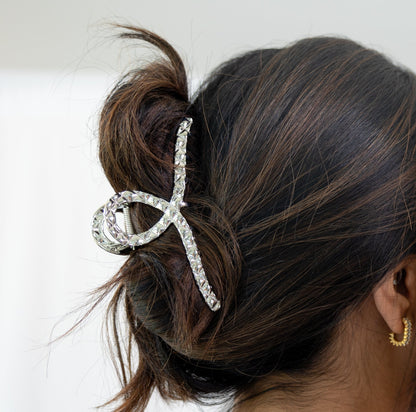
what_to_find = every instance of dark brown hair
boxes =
[95,25,416,411]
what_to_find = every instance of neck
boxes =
[233,372,409,412]
[233,300,415,412]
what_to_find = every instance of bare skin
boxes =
[233,255,416,412]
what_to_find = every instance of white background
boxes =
[1,1,416,411]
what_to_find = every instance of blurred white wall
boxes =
[1,1,416,411]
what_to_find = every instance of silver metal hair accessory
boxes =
[91,117,221,311]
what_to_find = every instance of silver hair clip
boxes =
[91,118,221,311]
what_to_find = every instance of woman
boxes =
[91,26,416,411]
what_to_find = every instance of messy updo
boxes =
[95,26,416,411]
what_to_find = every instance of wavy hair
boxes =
[93,26,416,411]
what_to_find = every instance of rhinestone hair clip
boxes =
[91,118,221,311]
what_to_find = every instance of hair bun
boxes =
[96,25,241,411]
[99,26,190,197]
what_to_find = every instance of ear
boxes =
[373,255,416,334]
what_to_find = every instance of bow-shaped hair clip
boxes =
[91,118,221,311]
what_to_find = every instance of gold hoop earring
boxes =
[389,317,412,347]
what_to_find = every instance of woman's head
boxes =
[96,26,416,410]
